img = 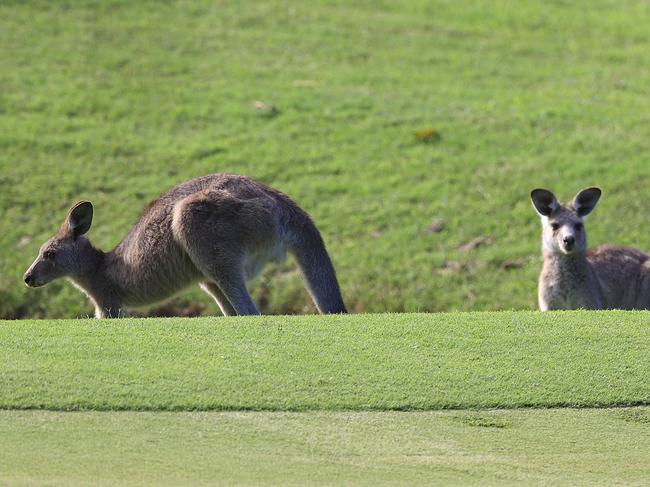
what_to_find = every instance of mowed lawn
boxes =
[2,311,649,411]
[2,311,649,485]
[2,408,650,487]
[3,0,650,318]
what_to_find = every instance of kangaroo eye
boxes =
[43,250,56,260]
[551,223,560,231]
[574,223,583,231]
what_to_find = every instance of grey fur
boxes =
[24,174,347,317]
[531,187,650,310]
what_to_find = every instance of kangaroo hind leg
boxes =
[172,191,261,316]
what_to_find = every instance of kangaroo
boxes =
[24,174,347,317]
[531,187,650,310]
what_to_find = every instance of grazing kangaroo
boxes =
[531,187,650,310]
[24,174,347,317]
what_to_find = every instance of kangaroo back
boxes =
[283,207,347,314]
[587,245,650,309]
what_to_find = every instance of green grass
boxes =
[3,311,649,484]
[2,311,649,411]
[2,408,650,486]
[3,3,650,481]
[3,0,650,318]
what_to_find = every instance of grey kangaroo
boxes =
[24,174,347,317]
[531,187,650,310]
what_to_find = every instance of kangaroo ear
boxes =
[67,201,93,238]
[530,189,559,217]
[572,187,601,217]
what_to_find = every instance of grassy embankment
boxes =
[2,311,648,411]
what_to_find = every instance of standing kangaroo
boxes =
[531,187,650,310]
[24,174,347,317]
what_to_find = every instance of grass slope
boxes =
[3,1,650,318]
[2,311,649,411]
[2,408,650,486]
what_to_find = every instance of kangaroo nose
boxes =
[563,236,575,247]
[24,273,34,286]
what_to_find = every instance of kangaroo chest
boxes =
[539,258,598,310]
[541,279,585,309]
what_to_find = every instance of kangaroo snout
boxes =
[563,235,575,251]
[23,261,50,288]
[23,272,38,288]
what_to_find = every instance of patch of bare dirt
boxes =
[457,236,493,252]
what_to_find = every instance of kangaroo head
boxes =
[530,187,601,255]
[24,201,94,288]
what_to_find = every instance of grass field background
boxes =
[3,0,650,318]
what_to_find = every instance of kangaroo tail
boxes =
[286,212,347,314]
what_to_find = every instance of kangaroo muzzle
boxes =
[563,235,575,250]
[23,271,44,288]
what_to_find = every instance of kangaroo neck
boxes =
[542,249,590,275]
[68,243,124,316]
